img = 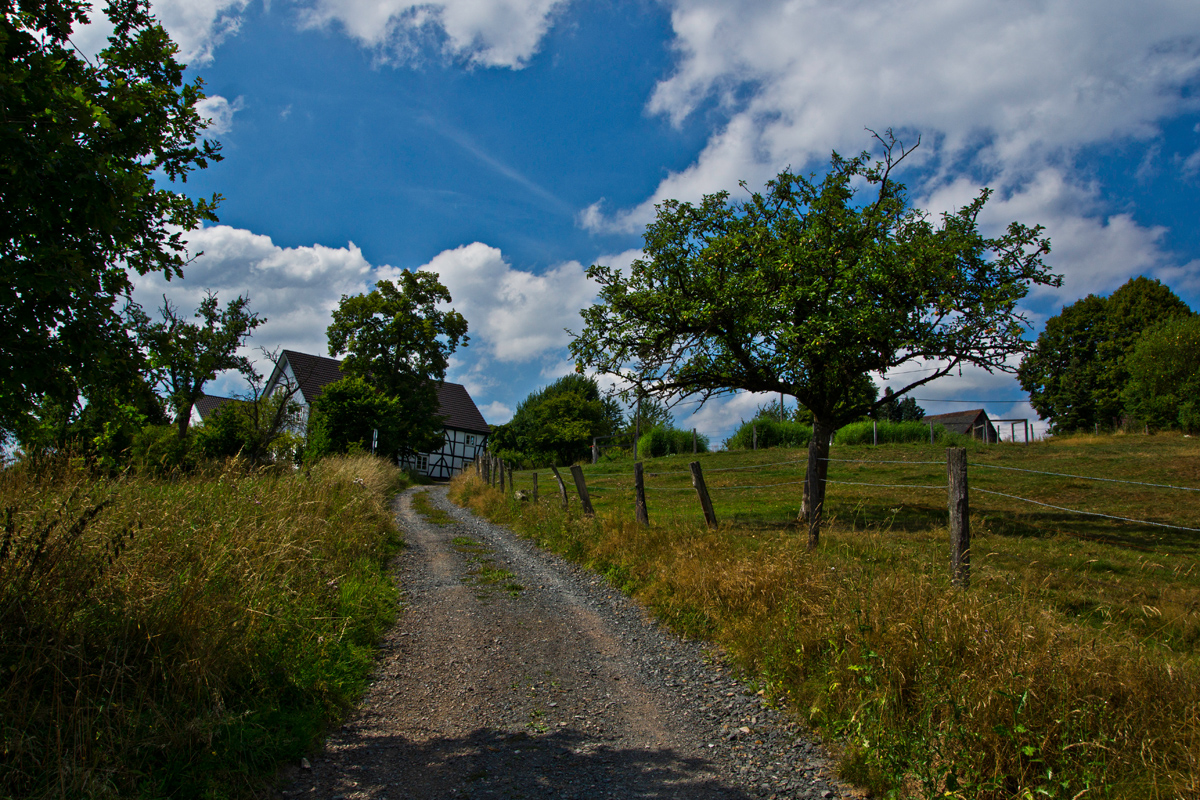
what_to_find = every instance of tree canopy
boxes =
[1121,315,1200,433]
[1017,276,1193,432]
[489,374,623,467]
[132,292,264,437]
[1,0,221,443]
[326,271,467,458]
[570,132,1057,545]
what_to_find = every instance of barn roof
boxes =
[276,350,490,433]
[922,409,993,436]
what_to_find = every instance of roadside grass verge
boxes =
[0,454,406,799]
[452,435,1200,798]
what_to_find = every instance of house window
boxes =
[464,434,475,447]
[416,454,429,472]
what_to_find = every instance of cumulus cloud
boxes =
[196,95,245,135]
[70,1,247,66]
[392,242,598,363]
[479,401,514,424]
[585,0,1200,300]
[153,0,249,65]
[297,0,567,68]
[131,225,375,377]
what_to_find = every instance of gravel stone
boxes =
[275,485,858,799]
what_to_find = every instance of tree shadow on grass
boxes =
[284,725,759,800]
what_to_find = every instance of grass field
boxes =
[455,433,1200,798]
[0,455,407,800]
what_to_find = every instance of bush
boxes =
[725,418,813,449]
[834,419,976,447]
[636,425,709,458]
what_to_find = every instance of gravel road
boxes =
[279,485,854,800]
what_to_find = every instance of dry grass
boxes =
[0,454,407,799]
[452,450,1200,799]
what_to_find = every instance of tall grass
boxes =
[725,418,813,449]
[0,454,406,799]
[636,425,710,457]
[450,471,1200,799]
[834,419,961,446]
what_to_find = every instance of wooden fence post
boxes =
[569,465,595,515]
[507,464,513,494]
[634,461,649,526]
[692,428,698,454]
[873,419,878,446]
[947,447,970,589]
[532,472,539,503]
[806,440,821,550]
[549,465,569,510]
[689,461,718,529]
[753,424,757,450]
[499,460,506,492]
[484,455,491,485]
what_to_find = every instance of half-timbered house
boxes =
[263,349,490,479]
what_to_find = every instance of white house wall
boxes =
[403,427,487,480]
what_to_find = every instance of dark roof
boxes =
[279,350,345,405]
[194,394,237,420]
[922,409,994,436]
[436,382,490,433]
[277,350,490,433]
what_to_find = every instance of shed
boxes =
[921,409,998,442]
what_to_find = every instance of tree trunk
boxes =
[805,418,834,550]
[176,405,192,439]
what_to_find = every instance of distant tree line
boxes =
[1018,276,1198,433]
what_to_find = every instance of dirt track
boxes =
[278,485,850,800]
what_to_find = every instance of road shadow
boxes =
[285,724,760,800]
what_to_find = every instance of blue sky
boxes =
[81,0,1200,443]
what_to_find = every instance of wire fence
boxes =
[480,447,1200,539]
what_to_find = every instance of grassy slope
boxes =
[457,434,1200,799]
[0,455,406,800]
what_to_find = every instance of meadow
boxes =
[0,454,407,800]
[453,433,1200,798]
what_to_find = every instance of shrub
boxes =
[636,425,709,457]
[724,418,812,449]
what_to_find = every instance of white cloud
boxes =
[586,0,1200,296]
[479,401,514,424]
[297,0,566,68]
[393,242,598,363]
[131,225,375,378]
[196,95,245,135]
[70,1,247,67]
[153,0,249,65]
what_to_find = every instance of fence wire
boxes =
[973,463,1200,492]
[972,488,1200,533]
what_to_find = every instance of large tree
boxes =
[133,292,264,437]
[489,374,623,467]
[1121,316,1200,433]
[1,0,222,443]
[326,271,468,457]
[1017,276,1192,432]
[570,133,1057,546]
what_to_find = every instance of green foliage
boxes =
[0,454,406,799]
[725,418,813,449]
[305,376,441,461]
[0,0,221,443]
[1019,276,1193,432]
[636,425,709,457]
[490,374,623,466]
[129,424,199,474]
[833,419,971,446]
[194,390,302,466]
[326,271,467,458]
[572,131,1056,518]
[1122,316,1200,432]
[132,292,264,437]
[876,388,924,422]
